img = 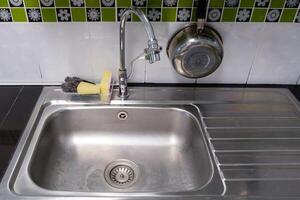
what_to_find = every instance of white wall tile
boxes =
[88,23,119,83]
[88,23,146,83]
[0,24,42,83]
[248,24,300,85]
[0,23,300,85]
[197,23,264,84]
[37,23,93,83]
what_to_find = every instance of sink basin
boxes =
[10,88,224,197]
[29,106,211,193]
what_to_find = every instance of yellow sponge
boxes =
[100,70,113,95]
[75,70,112,96]
[77,82,100,95]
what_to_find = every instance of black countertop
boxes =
[0,85,300,183]
[0,86,42,180]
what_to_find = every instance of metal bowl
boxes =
[167,24,223,79]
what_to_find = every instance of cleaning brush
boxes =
[61,77,95,93]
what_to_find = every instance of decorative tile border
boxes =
[0,0,299,22]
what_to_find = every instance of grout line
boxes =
[23,1,28,22]
[245,52,256,85]
[245,26,266,85]
[161,0,164,22]
[0,86,23,129]
[220,0,226,22]
[69,0,73,22]
[175,1,178,22]
[263,0,272,22]
[7,0,13,22]
[114,0,117,22]
[292,5,300,22]
[277,7,285,22]
[37,0,44,22]
[38,64,44,82]
[248,1,255,22]
[100,0,103,22]
[296,75,300,85]
[84,0,87,22]
[53,0,58,22]
[234,0,241,23]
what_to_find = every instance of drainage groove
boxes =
[104,159,139,189]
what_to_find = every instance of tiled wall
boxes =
[0,22,299,85]
[0,1,300,85]
[0,0,300,23]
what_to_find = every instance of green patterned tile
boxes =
[209,0,224,8]
[55,0,69,7]
[11,8,27,22]
[0,8,12,21]
[41,8,57,22]
[251,8,267,22]
[207,8,222,22]
[117,0,131,7]
[24,0,39,7]
[1,0,299,23]
[148,0,162,7]
[71,8,86,21]
[255,0,269,7]
[236,8,252,22]
[178,0,193,7]
[240,0,254,7]
[102,8,115,21]
[26,8,42,22]
[270,0,285,8]
[224,0,239,7]
[285,0,300,8]
[101,0,115,7]
[266,9,282,22]
[86,0,100,7]
[0,0,9,7]
[222,8,237,22]
[280,9,297,22]
[162,8,176,21]
[56,8,71,22]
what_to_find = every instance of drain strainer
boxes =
[104,159,139,189]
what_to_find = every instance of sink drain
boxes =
[104,159,139,189]
[117,111,128,120]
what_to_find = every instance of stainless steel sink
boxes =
[29,106,212,193]
[5,87,224,198]
[3,86,300,200]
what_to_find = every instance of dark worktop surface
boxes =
[0,85,300,183]
[0,86,43,181]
